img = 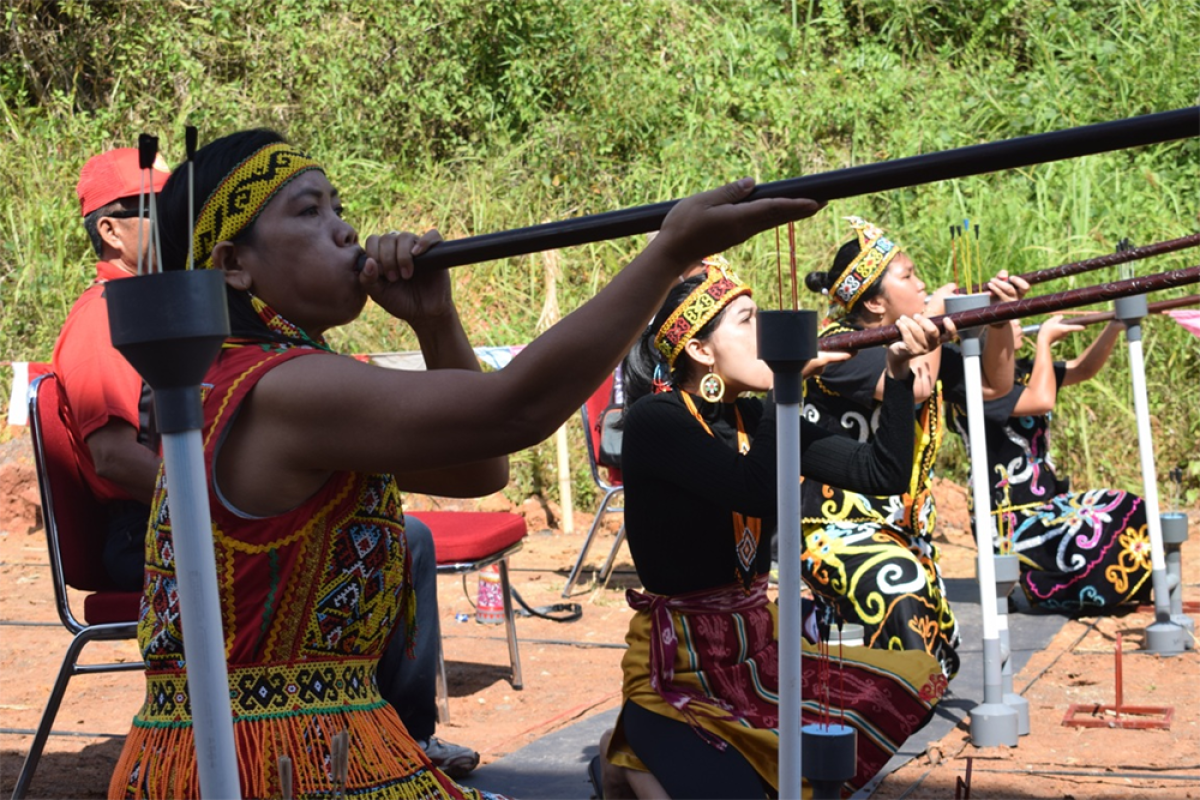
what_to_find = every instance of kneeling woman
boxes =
[801,217,1028,680]
[950,316,1153,610]
[602,259,950,799]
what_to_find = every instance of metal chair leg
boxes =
[12,637,80,799]
[598,523,627,584]
[562,488,623,598]
[497,558,523,690]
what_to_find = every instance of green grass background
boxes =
[2,0,1197,509]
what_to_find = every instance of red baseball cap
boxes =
[76,148,171,217]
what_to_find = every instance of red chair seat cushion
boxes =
[84,591,142,626]
[415,511,527,564]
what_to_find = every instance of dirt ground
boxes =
[1,430,1198,799]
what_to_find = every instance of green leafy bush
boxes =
[2,0,1196,504]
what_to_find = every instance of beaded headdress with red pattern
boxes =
[654,255,752,369]
[829,216,901,316]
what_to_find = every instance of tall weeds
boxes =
[2,0,1197,504]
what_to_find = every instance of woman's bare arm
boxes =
[217,181,824,514]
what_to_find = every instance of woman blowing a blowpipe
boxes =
[595,255,950,800]
[107,127,824,800]
[949,315,1153,611]
[801,217,1029,680]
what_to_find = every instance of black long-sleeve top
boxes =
[621,373,917,596]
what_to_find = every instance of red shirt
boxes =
[51,261,147,503]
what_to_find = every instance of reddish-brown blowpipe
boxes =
[821,266,1200,352]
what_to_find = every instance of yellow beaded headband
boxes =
[830,216,901,311]
[192,142,323,270]
[654,257,752,369]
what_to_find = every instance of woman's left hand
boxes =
[885,313,945,379]
[986,269,1030,304]
[802,350,853,378]
[358,229,450,323]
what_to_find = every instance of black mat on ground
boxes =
[462,577,1070,799]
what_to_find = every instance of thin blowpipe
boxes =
[1021,293,1200,333]
[820,265,1200,352]
[146,136,165,274]
[967,232,1200,293]
[410,107,1198,270]
[137,134,154,276]
[186,126,198,270]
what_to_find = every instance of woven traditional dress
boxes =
[949,358,1153,610]
[110,344,503,800]
[801,323,962,679]
[607,386,945,795]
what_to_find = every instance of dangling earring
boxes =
[652,362,671,394]
[700,367,725,403]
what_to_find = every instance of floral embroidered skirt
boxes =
[803,521,961,679]
[606,588,946,795]
[1000,489,1153,611]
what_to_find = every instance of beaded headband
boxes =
[192,142,323,270]
[829,216,901,313]
[654,259,752,369]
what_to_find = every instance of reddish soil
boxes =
[1,433,1198,798]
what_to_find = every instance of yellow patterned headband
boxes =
[654,257,752,368]
[192,142,323,270]
[830,216,902,311]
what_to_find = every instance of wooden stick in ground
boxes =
[819,265,1200,352]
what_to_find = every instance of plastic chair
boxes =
[12,373,144,799]
[417,510,527,722]
[562,372,626,598]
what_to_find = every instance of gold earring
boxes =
[700,368,725,403]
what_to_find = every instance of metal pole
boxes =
[758,310,817,799]
[1115,296,1187,654]
[106,268,240,798]
[945,293,1019,747]
[160,430,242,798]
[777,385,804,798]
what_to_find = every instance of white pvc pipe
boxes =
[962,354,1001,645]
[1125,334,1172,615]
[959,328,1018,747]
[777,400,803,799]
[160,430,241,800]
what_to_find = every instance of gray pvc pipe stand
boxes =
[1114,295,1187,655]
[802,723,856,800]
[993,554,1030,734]
[944,293,1018,747]
[107,269,241,799]
[1160,513,1194,647]
[758,309,817,799]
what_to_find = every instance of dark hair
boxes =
[158,128,301,344]
[804,237,886,327]
[82,207,108,258]
[621,273,735,408]
[158,128,286,272]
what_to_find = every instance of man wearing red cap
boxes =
[50,148,170,590]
